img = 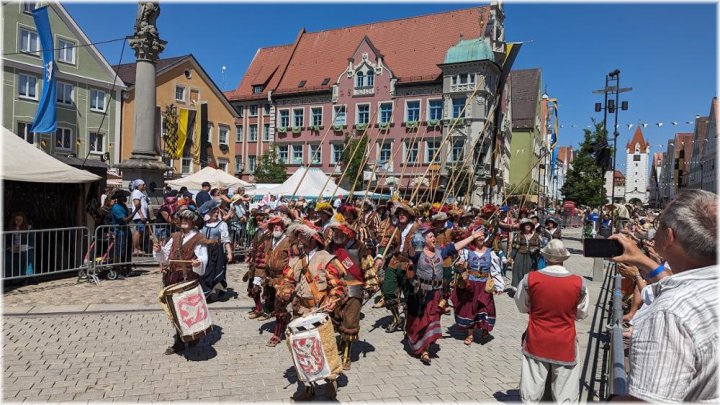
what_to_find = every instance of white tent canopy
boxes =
[2,127,100,183]
[245,183,280,196]
[266,167,348,198]
[166,166,251,190]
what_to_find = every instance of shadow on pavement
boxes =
[493,388,521,402]
[182,325,223,362]
[349,339,376,362]
[283,366,347,402]
[368,314,393,332]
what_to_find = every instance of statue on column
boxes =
[130,2,166,61]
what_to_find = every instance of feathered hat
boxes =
[392,202,416,218]
[288,220,325,245]
[327,213,356,238]
[267,213,291,229]
[315,201,334,217]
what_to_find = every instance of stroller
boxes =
[81,231,125,280]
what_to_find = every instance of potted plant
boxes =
[449,117,465,127]
[332,124,345,132]
[378,121,391,130]
[426,119,441,128]
[404,121,419,130]
[355,122,368,131]
[277,126,287,133]
[292,126,302,134]
[310,124,321,132]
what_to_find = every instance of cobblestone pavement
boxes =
[3,228,607,402]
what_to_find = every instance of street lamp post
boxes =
[594,70,631,205]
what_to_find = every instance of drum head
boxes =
[165,280,198,294]
[288,312,328,332]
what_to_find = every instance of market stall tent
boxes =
[267,167,349,198]
[166,166,251,190]
[2,127,100,183]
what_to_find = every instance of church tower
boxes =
[625,127,650,204]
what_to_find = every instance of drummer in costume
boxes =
[375,202,420,333]
[277,221,348,400]
[153,208,209,355]
[326,215,379,370]
[451,226,505,345]
[198,200,233,300]
[263,214,293,347]
[246,210,269,319]
[406,225,484,364]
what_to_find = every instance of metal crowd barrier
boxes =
[228,220,254,259]
[85,223,174,284]
[607,263,628,397]
[2,227,90,281]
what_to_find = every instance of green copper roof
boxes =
[444,37,494,64]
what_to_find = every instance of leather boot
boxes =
[324,380,338,399]
[385,305,403,333]
[341,341,352,370]
[292,384,315,401]
[164,333,184,355]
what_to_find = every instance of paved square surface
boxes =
[3,229,609,402]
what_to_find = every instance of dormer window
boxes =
[354,64,375,88]
[252,85,263,94]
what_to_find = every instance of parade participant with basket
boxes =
[326,215,379,370]
[375,202,420,333]
[405,225,484,364]
[262,214,293,347]
[450,226,505,345]
[277,220,348,400]
[152,208,211,355]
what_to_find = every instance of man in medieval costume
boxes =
[153,208,208,355]
[375,202,420,333]
[263,214,293,347]
[277,220,348,400]
[246,210,269,319]
[327,215,379,370]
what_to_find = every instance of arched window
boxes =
[356,71,364,88]
[366,70,374,87]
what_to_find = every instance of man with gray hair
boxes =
[610,189,718,402]
[514,239,589,403]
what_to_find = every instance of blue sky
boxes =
[64,2,717,173]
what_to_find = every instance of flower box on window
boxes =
[332,124,345,132]
[310,125,322,132]
[404,121,420,129]
[355,123,368,131]
[449,117,465,127]
[426,119,441,128]
[292,126,303,134]
[277,126,287,133]
[378,122,391,130]
[219,144,229,153]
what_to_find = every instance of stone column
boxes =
[115,2,169,199]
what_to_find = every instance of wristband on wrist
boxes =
[645,264,664,280]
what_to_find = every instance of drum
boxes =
[162,280,212,342]
[285,312,342,383]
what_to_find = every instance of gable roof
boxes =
[113,54,238,118]
[509,68,542,130]
[557,146,573,165]
[49,4,126,88]
[626,126,649,151]
[113,55,187,87]
[227,6,490,101]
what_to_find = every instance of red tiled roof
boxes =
[228,7,490,100]
[653,152,664,165]
[557,146,574,165]
[626,126,649,151]
[614,170,625,179]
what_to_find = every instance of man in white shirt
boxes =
[131,179,149,255]
[610,189,718,402]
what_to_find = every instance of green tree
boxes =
[340,133,368,189]
[561,122,607,207]
[254,144,288,183]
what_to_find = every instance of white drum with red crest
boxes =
[285,312,342,383]
[162,280,212,342]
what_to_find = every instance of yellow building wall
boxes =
[120,59,236,177]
